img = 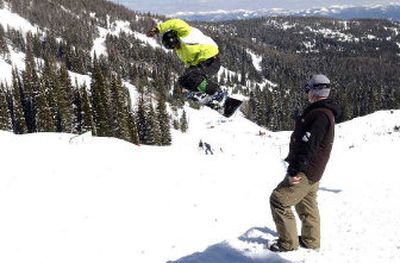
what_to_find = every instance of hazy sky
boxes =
[110,0,398,14]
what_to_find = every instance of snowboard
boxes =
[187,91,243,118]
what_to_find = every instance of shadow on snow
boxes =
[168,227,291,263]
[319,187,342,194]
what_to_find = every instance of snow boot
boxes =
[267,240,295,252]
[299,236,319,250]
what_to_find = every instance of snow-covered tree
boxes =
[0,83,12,131]
[156,93,172,145]
[11,68,27,134]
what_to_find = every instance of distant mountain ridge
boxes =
[174,3,400,22]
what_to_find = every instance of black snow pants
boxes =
[178,55,221,95]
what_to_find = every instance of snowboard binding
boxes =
[186,91,242,118]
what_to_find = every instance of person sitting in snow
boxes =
[147,18,225,108]
[198,140,204,150]
[268,74,341,252]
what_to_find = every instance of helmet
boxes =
[304,74,331,95]
[162,30,180,49]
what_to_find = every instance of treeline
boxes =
[4,0,163,51]
[0,35,175,146]
[204,17,400,130]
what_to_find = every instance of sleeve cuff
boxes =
[287,167,299,177]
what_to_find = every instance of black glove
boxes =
[147,26,159,37]
[287,172,305,185]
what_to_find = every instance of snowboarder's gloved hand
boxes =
[147,26,159,37]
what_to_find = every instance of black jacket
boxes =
[286,99,341,182]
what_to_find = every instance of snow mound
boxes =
[0,109,399,263]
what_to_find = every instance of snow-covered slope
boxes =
[0,5,38,34]
[0,108,399,263]
[0,4,160,87]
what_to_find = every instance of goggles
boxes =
[304,83,330,93]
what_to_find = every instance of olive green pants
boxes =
[270,173,320,251]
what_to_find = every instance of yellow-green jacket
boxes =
[157,19,219,67]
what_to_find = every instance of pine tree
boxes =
[0,83,12,131]
[36,81,54,132]
[31,34,43,58]
[180,110,188,133]
[173,119,180,130]
[394,89,400,109]
[72,80,94,135]
[254,87,268,127]
[75,49,87,74]
[123,82,139,145]
[11,68,27,134]
[57,62,75,133]
[127,111,139,144]
[143,102,161,145]
[7,29,25,52]
[156,93,172,145]
[136,92,147,143]
[90,54,111,137]
[39,57,58,132]
[0,24,8,57]
[336,86,353,121]
[72,84,83,134]
[240,62,247,86]
[109,74,131,141]
[22,35,40,132]
[80,83,95,134]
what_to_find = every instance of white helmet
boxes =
[304,74,331,97]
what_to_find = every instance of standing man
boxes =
[147,18,225,107]
[268,74,341,252]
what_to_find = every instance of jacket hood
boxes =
[305,99,342,122]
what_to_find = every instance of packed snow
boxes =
[91,18,162,58]
[246,49,262,72]
[304,26,355,43]
[0,4,38,35]
[0,43,93,88]
[0,45,26,85]
[0,6,93,87]
[0,107,399,263]
[0,57,12,84]
[91,26,109,58]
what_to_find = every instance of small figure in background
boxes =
[204,142,213,155]
[198,140,204,150]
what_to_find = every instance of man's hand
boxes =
[147,26,159,37]
[288,172,305,185]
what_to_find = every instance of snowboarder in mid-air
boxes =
[147,18,242,118]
